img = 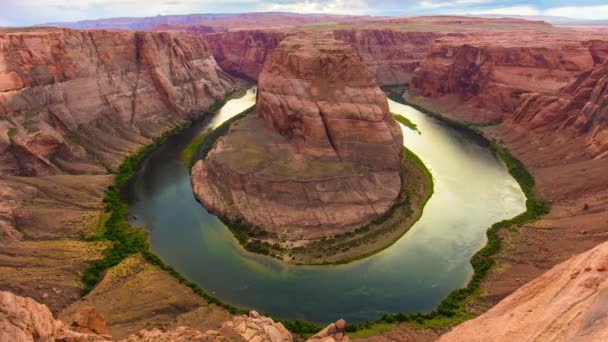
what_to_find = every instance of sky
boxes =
[1,0,608,27]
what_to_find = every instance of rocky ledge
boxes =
[0,289,349,342]
[191,33,404,257]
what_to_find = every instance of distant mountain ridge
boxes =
[39,12,372,30]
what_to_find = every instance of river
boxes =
[125,88,526,323]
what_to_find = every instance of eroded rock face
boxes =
[256,34,403,167]
[205,30,285,80]
[439,239,608,342]
[511,58,608,157]
[0,290,111,341]
[192,33,403,241]
[0,28,234,176]
[409,32,608,122]
[333,29,442,85]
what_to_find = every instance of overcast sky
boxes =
[1,0,608,26]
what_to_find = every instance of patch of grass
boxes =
[181,129,211,168]
[392,113,420,133]
[348,322,397,338]
[7,127,16,139]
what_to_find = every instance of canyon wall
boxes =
[333,29,443,85]
[204,30,285,80]
[409,32,608,122]
[203,28,442,86]
[192,33,403,242]
[439,239,608,341]
[0,28,235,177]
[510,58,608,158]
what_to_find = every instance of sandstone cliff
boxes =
[192,33,403,243]
[0,27,237,325]
[439,240,608,341]
[203,28,441,86]
[205,30,285,80]
[511,58,608,157]
[333,29,443,85]
[0,28,234,176]
[409,32,608,122]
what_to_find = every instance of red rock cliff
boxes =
[333,29,443,85]
[0,28,235,176]
[511,58,608,157]
[192,33,403,241]
[204,30,285,80]
[409,32,608,122]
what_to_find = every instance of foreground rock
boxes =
[2,289,351,342]
[0,290,111,341]
[192,33,403,249]
[440,240,608,341]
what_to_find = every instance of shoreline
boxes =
[187,108,434,265]
[342,86,550,334]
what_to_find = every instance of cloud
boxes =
[262,0,373,15]
[544,5,608,20]
[0,0,607,26]
[463,5,540,16]
[418,0,494,10]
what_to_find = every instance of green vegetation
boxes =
[338,87,551,335]
[7,127,16,139]
[348,322,397,339]
[392,113,420,133]
[275,319,324,336]
[181,129,211,168]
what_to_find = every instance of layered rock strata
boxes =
[204,30,285,80]
[0,27,237,333]
[510,58,608,157]
[409,32,608,122]
[192,33,403,242]
[333,29,442,85]
[439,240,608,341]
[0,28,234,176]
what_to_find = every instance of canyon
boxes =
[1,12,608,342]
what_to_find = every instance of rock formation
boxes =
[511,58,608,157]
[126,311,293,342]
[307,318,349,342]
[0,290,111,341]
[205,30,285,80]
[409,32,608,122]
[439,240,608,341]
[1,289,349,342]
[0,28,234,176]
[192,33,403,242]
[333,29,442,85]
